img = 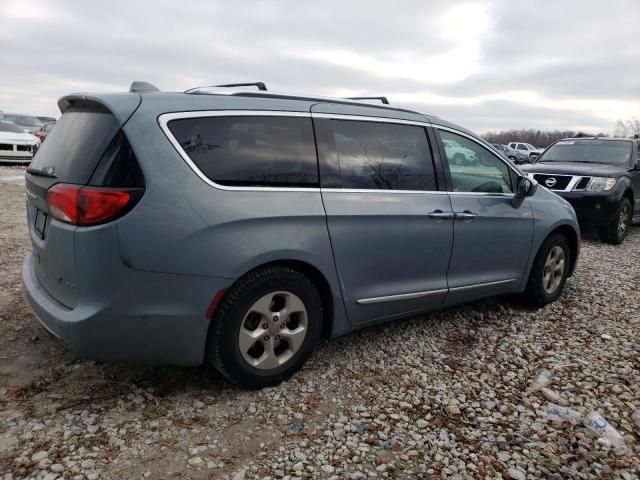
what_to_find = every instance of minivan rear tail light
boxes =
[47,183,142,226]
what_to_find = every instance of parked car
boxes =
[2,113,43,134]
[36,116,57,124]
[493,144,528,164]
[443,138,476,164]
[508,142,543,162]
[35,121,56,143]
[0,120,40,163]
[521,137,639,244]
[23,82,580,387]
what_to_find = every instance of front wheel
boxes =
[206,266,323,388]
[523,233,571,307]
[599,198,632,245]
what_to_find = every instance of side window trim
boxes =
[158,110,320,193]
[434,126,519,195]
[312,113,442,193]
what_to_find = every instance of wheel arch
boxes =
[210,259,337,340]
[550,224,580,277]
[622,187,634,207]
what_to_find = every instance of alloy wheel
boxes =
[238,291,308,370]
[618,203,630,236]
[542,245,565,295]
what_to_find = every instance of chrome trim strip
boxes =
[311,112,430,127]
[449,278,516,293]
[357,288,448,305]
[322,187,445,195]
[158,110,320,192]
[321,188,513,197]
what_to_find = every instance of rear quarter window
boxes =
[167,116,319,188]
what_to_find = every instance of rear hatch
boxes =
[26,102,143,308]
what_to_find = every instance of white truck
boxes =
[508,142,544,162]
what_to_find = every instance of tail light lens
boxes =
[47,183,143,226]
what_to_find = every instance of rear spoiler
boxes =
[57,94,142,126]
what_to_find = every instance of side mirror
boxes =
[516,176,536,196]
[512,176,537,208]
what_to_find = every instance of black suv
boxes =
[521,137,640,244]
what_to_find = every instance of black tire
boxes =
[523,233,571,307]
[206,265,323,388]
[599,198,632,245]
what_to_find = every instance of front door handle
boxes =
[428,210,455,219]
[454,211,478,220]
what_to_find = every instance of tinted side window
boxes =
[517,144,527,150]
[329,120,436,190]
[439,130,513,193]
[168,116,318,187]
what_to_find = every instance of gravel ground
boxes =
[1,165,639,480]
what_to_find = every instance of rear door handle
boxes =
[454,211,478,220]
[428,210,455,219]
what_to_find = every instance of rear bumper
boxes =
[556,191,620,228]
[22,253,232,366]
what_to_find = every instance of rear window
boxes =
[30,106,121,184]
[167,116,319,187]
[4,114,42,127]
[0,121,23,133]
[537,139,632,166]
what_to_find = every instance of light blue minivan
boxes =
[22,82,580,387]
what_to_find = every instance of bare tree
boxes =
[614,118,640,138]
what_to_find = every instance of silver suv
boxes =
[22,82,580,387]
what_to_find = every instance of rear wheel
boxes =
[206,266,322,388]
[599,198,632,245]
[523,233,571,307]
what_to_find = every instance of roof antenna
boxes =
[129,81,160,93]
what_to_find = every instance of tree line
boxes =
[483,117,639,148]
[482,129,606,148]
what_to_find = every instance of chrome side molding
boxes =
[356,278,516,305]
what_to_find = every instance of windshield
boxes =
[536,139,632,165]
[4,114,42,127]
[524,143,537,150]
[0,121,25,133]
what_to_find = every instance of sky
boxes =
[1,0,639,134]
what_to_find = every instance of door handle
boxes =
[428,210,455,219]
[454,211,478,220]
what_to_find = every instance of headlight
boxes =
[586,177,616,191]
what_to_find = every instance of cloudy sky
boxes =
[1,0,638,133]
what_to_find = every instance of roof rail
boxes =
[185,82,268,94]
[129,81,160,93]
[216,82,267,91]
[345,96,389,105]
